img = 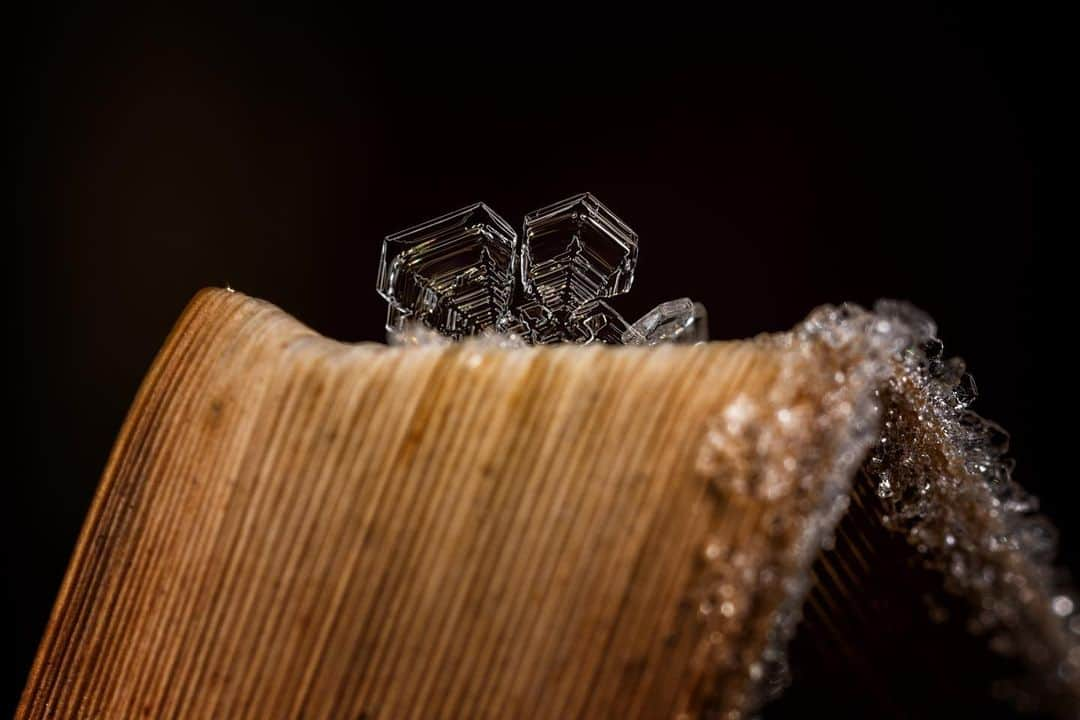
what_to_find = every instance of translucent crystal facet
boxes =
[378,192,705,347]
[623,298,709,345]
[386,303,410,333]
[507,298,564,345]
[377,202,517,337]
[569,300,637,345]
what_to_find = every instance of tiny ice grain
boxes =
[377,192,707,346]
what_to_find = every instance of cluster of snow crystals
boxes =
[693,300,1077,717]
[377,193,708,346]
[865,300,1078,713]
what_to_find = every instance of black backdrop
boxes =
[14,3,1054,714]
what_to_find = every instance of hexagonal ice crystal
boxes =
[377,202,517,337]
[521,193,638,315]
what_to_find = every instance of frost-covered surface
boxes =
[694,300,1077,717]
[865,301,1078,713]
[390,299,1075,716]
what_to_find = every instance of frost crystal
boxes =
[623,297,708,345]
[376,203,517,338]
[521,193,638,309]
[378,193,707,346]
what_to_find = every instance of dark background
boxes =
[14,3,1053,715]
